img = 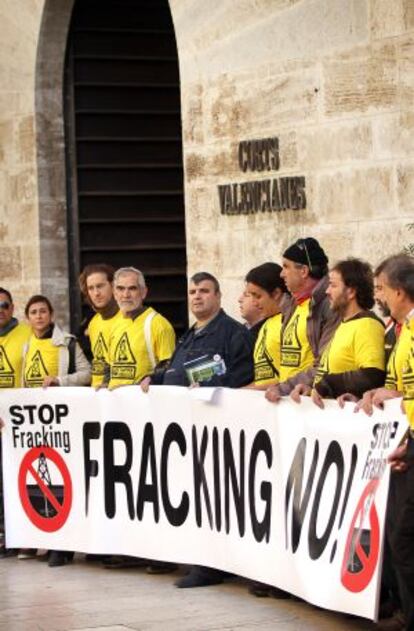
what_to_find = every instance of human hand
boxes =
[290,384,312,404]
[42,376,60,388]
[265,384,282,403]
[311,388,324,409]
[337,393,359,409]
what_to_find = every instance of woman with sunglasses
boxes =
[19,294,91,566]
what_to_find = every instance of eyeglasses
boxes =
[295,239,313,271]
[0,301,11,309]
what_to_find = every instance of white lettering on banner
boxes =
[0,386,407,621]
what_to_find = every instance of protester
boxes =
[79,263,122,388]
[352,255,414,631]
[21,294,91,566]
[108,267,175,389]
[0,288,31,558]
[238,287,264,342]
[244,262,288,388]
[265,237,339,402]
[142,272,254,588]
[290,258,385,406]
[144,271,254,390]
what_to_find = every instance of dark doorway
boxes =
[64,0,187,336]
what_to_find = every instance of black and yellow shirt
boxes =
[385,323,411,392]
[253,313,282,386]
[24,335,59,388]
[108,307,175,388]
[0,322,31,388]
[280,299,314,383]
[88,310,123,387]
[402,318,414,430]
[313,313,385,397]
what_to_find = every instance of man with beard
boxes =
[291,258,385,406]
[79,263,122,388]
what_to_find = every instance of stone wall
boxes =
[0,0,73,324]
[171,0,414,317]
[1,0,414,323]
[0,0,44,318]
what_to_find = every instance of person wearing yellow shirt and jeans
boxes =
[369,255,414,631]
[20,294,91,566]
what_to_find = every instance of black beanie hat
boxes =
[283,237,328,269]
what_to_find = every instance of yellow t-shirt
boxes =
[385,323,411,391]
[402,319,414,429]
[88,310,123,387]
[24,336,59,388]
[314,315,385,385]
[108,307,175,387]
[279,299,314,383]
[0,322,31,388]
[253,313,282,386]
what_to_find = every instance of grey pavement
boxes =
[0,555,376,631]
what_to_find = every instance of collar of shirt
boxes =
[405,307,414,325]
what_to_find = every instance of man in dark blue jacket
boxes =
[161,272,254,388]
[142,272,254,587]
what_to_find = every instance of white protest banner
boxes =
[0,386,407,620]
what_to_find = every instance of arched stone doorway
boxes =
[35,0,187,334]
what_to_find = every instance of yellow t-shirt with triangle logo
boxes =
[402,318,414,429]
[313,315,384,386]
[88,310,123,387]
[24,336,59,388]
[108,307,175,388]
[385,323,411,391]
[0,322,31,388]
[254,313,282,386]
[279,299,314,383]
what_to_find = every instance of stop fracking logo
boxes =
[18,446,72,532]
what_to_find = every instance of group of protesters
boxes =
[0,235,413,630]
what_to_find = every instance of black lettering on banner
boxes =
[9,405,24,424]
[308,441,344,560]
[192,425,213,529]
[248,429,272,543]
[224,428,245,537]
[83,422,101,515]
[212,427,222,532]
[285,438,319,552]
[160,423,189,527]
[104,422,134,519]
[137,423,160,522]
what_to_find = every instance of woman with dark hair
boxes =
[244,262,288,389]
[22,295,91,389]
[19,294,91,566]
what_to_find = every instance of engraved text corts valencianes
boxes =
[218,137,306,215]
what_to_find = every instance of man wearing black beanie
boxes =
[266,237,340,403]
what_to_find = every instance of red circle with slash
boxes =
[340,477,380,593]
[18,446,72,532]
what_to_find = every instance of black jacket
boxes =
[161,309,254,387]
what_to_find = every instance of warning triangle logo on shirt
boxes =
[25,350,48,387]
[92,333,108,376]
[114,332,136,365]
[0,345,15,387]
[93,333,108,361]
[112,332,136,381]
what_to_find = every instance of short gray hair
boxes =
[114,267,146,290]
[378,254,414,301]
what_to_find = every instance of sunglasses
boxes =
[295,239,313,271]
[0,301,11,310]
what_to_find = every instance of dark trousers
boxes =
[388,436,414,629]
